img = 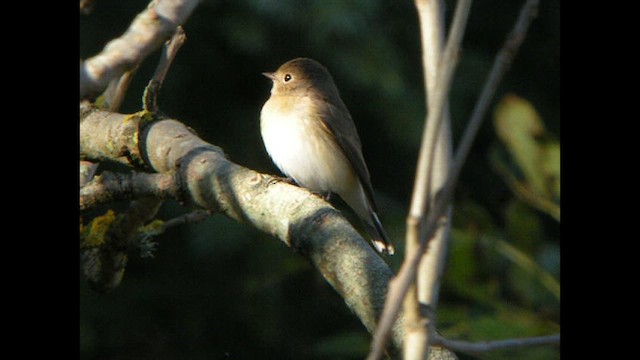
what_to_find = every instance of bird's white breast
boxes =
[260,95,357,194]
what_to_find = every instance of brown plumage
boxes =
[260,57,394,255]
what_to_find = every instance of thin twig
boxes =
[135,210,211,258]
[80,0,200,100]
[367,0,539,358]
[97,67,139,112]
[162,209,210,231]
[143,26,187,112]
[432,333,560,356]
[447,0,539,193]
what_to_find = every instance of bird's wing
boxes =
[316,97,379,212]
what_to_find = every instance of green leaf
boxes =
[494,94,546,194]
[492,94,560,221]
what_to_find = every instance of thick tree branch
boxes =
[80,107,405,352]
[80,0,200,100]
[80,160,99,187]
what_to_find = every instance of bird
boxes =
[260,57,394,255]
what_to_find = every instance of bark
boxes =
[80,107,408,352]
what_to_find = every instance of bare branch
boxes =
[98,64,140,112]
[143,26,187,112]
[135,210,211,258]
[411,1,472,358]
[368,0,471,358]
[449,0,540,188]
[80,0,200,100]
[368,0,540,358]
[432,333,560,356]
[80,171,178,211]
[162,209,210,231]
[79,106,151,167]
[80,160,99,187]
[80,108,403,352]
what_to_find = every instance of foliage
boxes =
[80,1,559,359]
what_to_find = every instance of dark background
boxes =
[80,1,560,359]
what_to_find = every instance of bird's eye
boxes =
[283,74,292,82]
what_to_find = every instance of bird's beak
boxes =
[262,72,277,81]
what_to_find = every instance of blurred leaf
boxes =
[492,94,560,221]
[447,229,482,299]
[542,141,560,201]
[452,198,498,233]
[440,304,560,360]
[497,200,560,308]
[537,242,560,280]
[480,233,560,302]
[468,310,559,360]
[494,94,545,192]
[504,199,542,252]
[445,229,505,310]
[445,201,506,307]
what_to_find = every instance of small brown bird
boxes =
[260,57,394,255]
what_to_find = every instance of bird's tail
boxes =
[363,211,395,255]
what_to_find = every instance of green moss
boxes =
[80,210,116,248]
[125,109,156,126]
[139,219,164,235]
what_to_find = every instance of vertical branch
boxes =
[368,1,470,359]
[404,0,449,359]
[371,0,539,357]
[411,1,472,359]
